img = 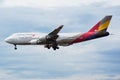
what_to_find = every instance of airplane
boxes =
[5,15,112,50]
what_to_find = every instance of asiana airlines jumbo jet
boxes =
[5,15,112,50]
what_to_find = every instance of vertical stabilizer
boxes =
[88,15,112,32]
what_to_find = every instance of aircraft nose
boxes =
[5,37,9,43]
[5,37,12,43]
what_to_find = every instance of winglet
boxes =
[88,15,112,32]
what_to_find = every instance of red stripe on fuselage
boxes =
[71,32,94,44]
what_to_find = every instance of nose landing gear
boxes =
[14,44,17,50]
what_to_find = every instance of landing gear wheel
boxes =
[44,44,51,49]
[15,47,17,50]
[56,46,59,49]
[52,46,59,50]
[53,47,56,50]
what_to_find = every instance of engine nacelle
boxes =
[46,35,59,41]
[46,35,52,40]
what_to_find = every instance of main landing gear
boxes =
[14,44,17,50]
[52,42,59,50]
[52,46,59,50]
[44,44,59,50]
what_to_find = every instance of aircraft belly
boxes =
[57,38,75,46]
[57,34,80,46]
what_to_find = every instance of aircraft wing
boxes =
[46,25,64,40]
[48,25,64,36]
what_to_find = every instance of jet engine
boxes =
[45,35,59,41]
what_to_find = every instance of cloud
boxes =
[0,0,120,8]
[61,74,120,80]
[0,0,120,80]
[0,70,120,80]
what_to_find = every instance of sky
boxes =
[0,0,120,80]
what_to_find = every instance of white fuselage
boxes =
[5,33,80,46]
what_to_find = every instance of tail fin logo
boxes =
[88,15,112,32]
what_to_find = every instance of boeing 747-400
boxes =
[5,15,112,50]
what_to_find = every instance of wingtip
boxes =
[59,25,64,28]
[60,25,64,27]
